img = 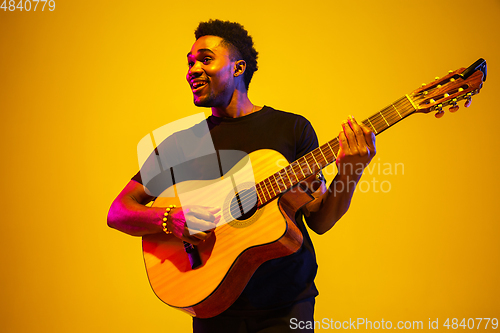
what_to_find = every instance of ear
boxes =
[233,60,246,77]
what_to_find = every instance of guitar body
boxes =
[142,149,315,318]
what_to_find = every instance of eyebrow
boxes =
[187,48,216,58]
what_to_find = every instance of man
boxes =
[108,19,376,332]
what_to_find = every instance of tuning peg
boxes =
[449,98,459,112]
[435,104,444,118]
[435,77,440,80]
[463,93,472,108]
[435,110,445,118]
[448,70,453,73]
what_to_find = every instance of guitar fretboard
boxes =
[255,95,417,206]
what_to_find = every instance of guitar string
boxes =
[244,93,460,207]
[181,90,468,236]
[231,90,468,208]
[212,110,414,223]
[184,102,418,234]
[190,93,467,235]
[244,101,417,205]
[217,102,417,213]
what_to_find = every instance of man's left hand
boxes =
[336,115,376,180]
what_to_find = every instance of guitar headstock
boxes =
[409,58,487,118]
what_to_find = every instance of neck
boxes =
[211,89,256,118]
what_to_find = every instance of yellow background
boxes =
[1,0,499,331]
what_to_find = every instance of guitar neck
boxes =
[255,95,417,206]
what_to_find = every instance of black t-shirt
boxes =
[132,106,320,313]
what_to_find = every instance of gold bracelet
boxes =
[162,205,177,235]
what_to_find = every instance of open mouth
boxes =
[192,81,208,92]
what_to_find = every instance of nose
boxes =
[187,61,203,79]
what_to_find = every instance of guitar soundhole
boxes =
[229,187,258,221]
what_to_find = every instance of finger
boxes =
[206,207,222,225]
[338,130,349,156]
[342,120,359,155]
[206,207,221,214]
[186,215,217,232]
[360,123,376,153]
[187,228,211,240]
[189,206,219,222]
[181,226,209,245]
[347,116,368,156]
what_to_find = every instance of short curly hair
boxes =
[195,19,258,90]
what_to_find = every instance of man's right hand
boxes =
[168,205,220,245]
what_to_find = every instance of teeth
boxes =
[193,82,206,89]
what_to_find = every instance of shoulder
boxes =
[156,116,210,148]
[261,106,313,128]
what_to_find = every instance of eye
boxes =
[188,61,194,68]
[203,57,212,64]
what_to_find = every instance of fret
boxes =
[384,111,397,125]
[274,172,282,190]
[268,174,277,194]
[269,173,281,193]
[301,156,312,175]
[309,153,320,174]
[256,183,266,204]
[399,96,418,124]
[310,151,320,171]
[324,143,335,161]
[380,111,390,127]
[262,182,272,202]
[392,104,402,118]
[318,147,328,166]
[367,117,378,134]
[286,165,299,183]
[292,161,305,179]
[299,159,308,177]
[255,185,263,206]
[272,173,284,193]
[279,168,292,188]
[331,139,340,159]
[405,94,418,112]
[267,175,277,195]
[261,181,271,202]
[263,178,276,198]
[327,141,337,159]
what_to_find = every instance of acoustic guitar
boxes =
[142,59,487,318]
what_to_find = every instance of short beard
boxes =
[193,90,217,107]
[193,81,232,107]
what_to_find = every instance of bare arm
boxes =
[107,180,218,244]
[304,116,376,234]
[107,180,165,236]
